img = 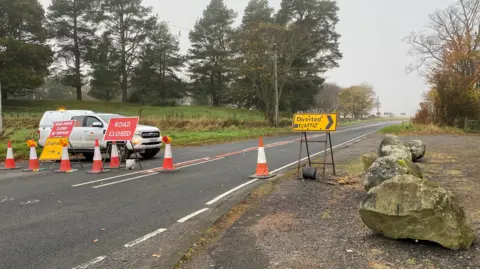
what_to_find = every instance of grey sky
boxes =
[39,0,454,115]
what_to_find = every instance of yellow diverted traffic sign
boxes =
[292,113,337,132]
[39,138,65,161]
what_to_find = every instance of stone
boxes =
[363,156,422,191]
[377,134,412,161]
[359,175,476,250]
[404,140,426,161]
[361,154,377,171]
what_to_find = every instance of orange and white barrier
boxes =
[249,137,275,179]
[87,139,110,174]
[23,140,44,172]
[2,141,18,170]
[160,136,178,172]
[55,139,77,173]
[107,141,121,169]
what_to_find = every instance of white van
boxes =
[38,110,162,160]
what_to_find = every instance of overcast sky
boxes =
[39,0,454,116]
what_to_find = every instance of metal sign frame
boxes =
[296,132,336,180]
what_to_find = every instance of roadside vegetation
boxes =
[379,121,465,136]
[406,0,480,133]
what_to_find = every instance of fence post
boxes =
[464,116,469,132]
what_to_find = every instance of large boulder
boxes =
[361,154,377,171]
[359,175,476,250]
[404,140,426,161]
[377,135,412,161]
[363,156,422,191]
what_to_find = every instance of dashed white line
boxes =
[177,208,210,223]
[72,171,143,187]
[92,173,159,188]
[206,178,259,205]
[72,256,106,269]
[124,228,167,247]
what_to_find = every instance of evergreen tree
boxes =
[0,0,53,99]
[188,0,236,106]
[98,0,156,102]
[46,0,98,100]
[88,32,119,101]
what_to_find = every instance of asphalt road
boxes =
[0,121,398,269]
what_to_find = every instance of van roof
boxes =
[39,110,95,127]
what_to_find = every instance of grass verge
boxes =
[378,122,465,135]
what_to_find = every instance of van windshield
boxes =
[98,114,124,123]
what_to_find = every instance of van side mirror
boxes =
[92,122,103,128]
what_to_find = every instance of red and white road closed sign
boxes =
[49,120,76,138]
[104,117,139,141]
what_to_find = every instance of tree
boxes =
[338,84,376,119]
[315,82,341,112]
[274,0,342,115]
[241,0,274,27]
[0,0,53,100]
[131,21,185,104]
[46,0,98,101]
[188,0,236,106]
[406,0,480,125]
[97,0,156,102]
[88,32,119,101]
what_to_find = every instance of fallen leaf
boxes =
[152,254,161,257]
[93,239,98,243]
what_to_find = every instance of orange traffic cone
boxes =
[106,142,122,169]
[160,136,178,173]
[249,137,275,179]
[55,145,77,173]
[23,140,45,172]
[1,141,19,170]
[87,139,110,174]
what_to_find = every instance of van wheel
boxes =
[140,148,160,159]
[82,152,94,161]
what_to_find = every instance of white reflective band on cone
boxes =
[257,147,267,164]
[164,144,172,158]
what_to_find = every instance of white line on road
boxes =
[269,130,378,175]
[72,171,144,187]
[177,208,210,223]
[206,178,259,205]
[124,228,167,247]
[92,173,159,188]
[72,256,106,269]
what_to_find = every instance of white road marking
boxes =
[177,208,210,223]
[175,157,224,169]
[124,228,167,247]
[269,130,378,175]
[92,173,159,188]
[72,256,106,269]
[72,171,144,187]
[0,197,14,203]
[206,178,259,205]
[20,200,39,205]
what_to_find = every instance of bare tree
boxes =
[405,0,480,78]
[315,82,341,112]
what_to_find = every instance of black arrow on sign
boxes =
[325,115,334,129]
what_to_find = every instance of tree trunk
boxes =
[120,12,128,102]
[210,72,218,106]
[73,0,82,101]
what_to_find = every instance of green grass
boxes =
[379,121,465,135]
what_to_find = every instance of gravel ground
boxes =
[179,133,480,269]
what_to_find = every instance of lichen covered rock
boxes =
[404,140,426,161]
[359,175,476,250]
[363,156,409,191]
[377,135,412,161]
[361,154,377,171]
